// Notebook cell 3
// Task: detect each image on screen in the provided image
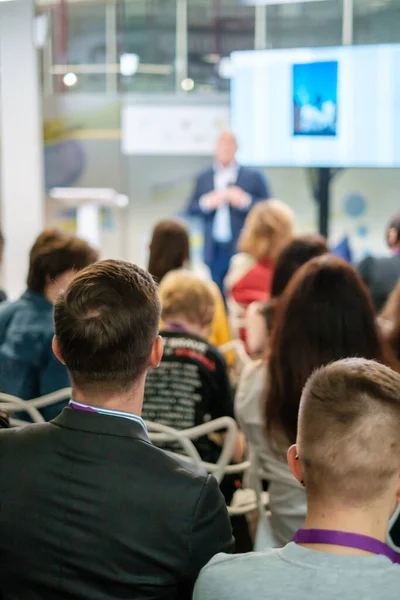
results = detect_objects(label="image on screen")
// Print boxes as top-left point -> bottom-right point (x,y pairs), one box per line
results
293,61 -> 338,137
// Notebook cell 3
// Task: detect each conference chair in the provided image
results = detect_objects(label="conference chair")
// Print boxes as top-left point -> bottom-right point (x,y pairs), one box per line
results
27,388 -> 72,412
146,417 -> 256,517
0,393 -> 45,425
0,388 -> 71,426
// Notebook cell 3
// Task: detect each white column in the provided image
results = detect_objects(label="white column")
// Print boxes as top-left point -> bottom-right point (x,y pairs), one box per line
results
254,5 -> 267,51
76,204 -> 101,249
0,0 -> 45,299
175,0 -> 188,92
342,0 -> 354,46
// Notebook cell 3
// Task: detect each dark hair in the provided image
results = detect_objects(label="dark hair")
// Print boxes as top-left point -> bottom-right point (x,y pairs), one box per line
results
27,229 -> 98,294
148,219 -> 190,283
54,260 -> 161,390
387,210 -> 400,246
265,255 -> 398,451
271,234 -> 328,298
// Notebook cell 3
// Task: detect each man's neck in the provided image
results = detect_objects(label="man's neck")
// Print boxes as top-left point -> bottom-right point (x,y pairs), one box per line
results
72,382 -> 145,416
215,159 -> 236,171
302,501 -> 390,554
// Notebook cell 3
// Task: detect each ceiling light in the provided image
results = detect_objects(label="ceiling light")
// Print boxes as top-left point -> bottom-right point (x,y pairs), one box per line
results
181,78 -> 194,91
63,72 -> 78,87
120,53 -> 139,76
203,53 -> 221,65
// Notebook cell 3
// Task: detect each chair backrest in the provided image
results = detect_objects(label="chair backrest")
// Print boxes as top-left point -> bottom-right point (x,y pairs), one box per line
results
146,416 -> 239,484
0,388 -> 72,426
27,388 -> 72,410
146,421 -> 203,467
0,394 -> 45,424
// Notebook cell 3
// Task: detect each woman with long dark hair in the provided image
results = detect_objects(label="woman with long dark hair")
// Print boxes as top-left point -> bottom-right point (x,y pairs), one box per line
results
236,255 -> 398,547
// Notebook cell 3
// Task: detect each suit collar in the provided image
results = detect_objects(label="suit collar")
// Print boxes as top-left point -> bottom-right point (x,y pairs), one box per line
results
52,407 -> 151,443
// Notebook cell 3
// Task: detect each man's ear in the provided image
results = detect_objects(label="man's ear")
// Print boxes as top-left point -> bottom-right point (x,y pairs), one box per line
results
149,335 -> 163,369
52,336 -> 65,365
287,444 -> 303,485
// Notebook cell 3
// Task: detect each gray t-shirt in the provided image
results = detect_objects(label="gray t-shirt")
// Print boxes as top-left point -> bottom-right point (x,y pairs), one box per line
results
193,543 -> 400,600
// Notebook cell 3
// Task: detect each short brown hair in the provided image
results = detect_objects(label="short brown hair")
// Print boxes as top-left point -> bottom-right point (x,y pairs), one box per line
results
54,260 -> 161,390
28,228 -> 98,294
238,200 -> 294,262
148,219 -> 190,283
159,270 -> 215,327
298,358 -> 400,504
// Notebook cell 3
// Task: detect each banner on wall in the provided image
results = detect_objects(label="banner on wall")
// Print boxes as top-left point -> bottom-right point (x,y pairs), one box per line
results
121,105 -> 230,155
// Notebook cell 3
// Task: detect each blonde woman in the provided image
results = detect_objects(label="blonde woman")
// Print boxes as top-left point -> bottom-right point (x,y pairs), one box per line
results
224,199 -> 294,340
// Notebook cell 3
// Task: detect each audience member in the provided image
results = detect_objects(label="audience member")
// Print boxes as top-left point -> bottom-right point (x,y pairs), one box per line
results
235,256 -> 397,546
246,233 -> 328,355
225,199 -> 294,341
0,260 -> 233,600
148,218 -> 233,362
0,230 -> 7,303
148,218 -> 190,281
358,209 -> 400,311
143,270 -> 243,468
195,358 -> 400,600
0,229 -> 98,419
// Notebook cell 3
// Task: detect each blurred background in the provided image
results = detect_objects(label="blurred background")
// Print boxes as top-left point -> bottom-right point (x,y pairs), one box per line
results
1,0 -> 400,295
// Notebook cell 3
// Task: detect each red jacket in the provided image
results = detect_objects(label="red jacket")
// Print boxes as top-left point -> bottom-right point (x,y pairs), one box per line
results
231,259 -> 274,308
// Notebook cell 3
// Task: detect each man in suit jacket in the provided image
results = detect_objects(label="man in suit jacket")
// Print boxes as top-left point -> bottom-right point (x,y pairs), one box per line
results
187,130 -> 271,292
0,260 -> 234,600
358,209 -> 400,311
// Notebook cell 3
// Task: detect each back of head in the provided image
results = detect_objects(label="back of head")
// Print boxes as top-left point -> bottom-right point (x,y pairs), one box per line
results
266,255 -> 392,450
54,260 -> 161,392
387,210 -> 400,249
298,358 -> 400,505
28,228 -> 99,294
271,233 -> 328,298
148,219 -> 190,283
238,199 -> 294,262
159,270 -> 215,328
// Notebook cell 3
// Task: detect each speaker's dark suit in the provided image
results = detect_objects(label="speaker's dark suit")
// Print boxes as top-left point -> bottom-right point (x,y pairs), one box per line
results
187,166 -> 270,291
0,408 -> 233,600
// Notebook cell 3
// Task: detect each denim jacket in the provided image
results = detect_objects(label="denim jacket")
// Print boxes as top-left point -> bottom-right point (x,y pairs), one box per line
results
0,289 -> 70,420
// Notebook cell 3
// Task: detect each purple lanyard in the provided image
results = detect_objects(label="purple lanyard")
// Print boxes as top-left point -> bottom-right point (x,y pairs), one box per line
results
69,401 -> 96,412
163,322 -> 189,333
394,249 -> 400,256
292,529 -> 400,564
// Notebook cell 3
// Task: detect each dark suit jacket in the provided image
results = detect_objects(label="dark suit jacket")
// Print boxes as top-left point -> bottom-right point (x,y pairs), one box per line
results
358,254 -> 400,311
187,166 -> 270,265
0,408 -> 234,600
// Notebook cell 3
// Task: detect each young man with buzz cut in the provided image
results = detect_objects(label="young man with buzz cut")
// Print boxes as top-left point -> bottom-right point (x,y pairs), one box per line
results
0,260 -> 234,600
194,358 -> 400,600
